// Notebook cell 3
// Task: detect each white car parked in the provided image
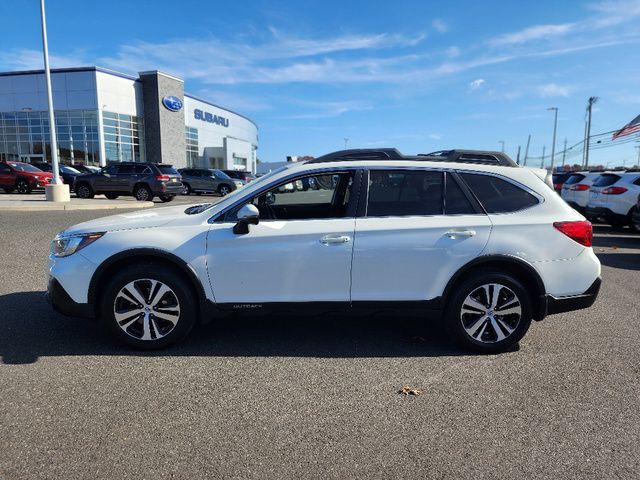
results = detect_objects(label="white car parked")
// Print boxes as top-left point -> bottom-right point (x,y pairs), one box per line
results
585,170 -> 640,230
47,149 -> 601,353
561,171 -> 605,213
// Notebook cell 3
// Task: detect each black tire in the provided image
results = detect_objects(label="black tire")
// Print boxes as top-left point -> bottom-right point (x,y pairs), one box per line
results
444,270 -> 532,354
608,219 -> 626,230
16,179 -> 32,194
105,193 -> 119,200
182,183 -> 191,195
75,182 -> 95,199
159,195 -> 174,203
134,184 -> 153,201
218,184 -> 232,196
628,207 -> 639,232
100,263 -> 197,349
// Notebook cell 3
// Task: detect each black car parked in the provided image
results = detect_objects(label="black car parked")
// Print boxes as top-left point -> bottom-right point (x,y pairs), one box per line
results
73,162 -> 183,202
31,161 -> 83,185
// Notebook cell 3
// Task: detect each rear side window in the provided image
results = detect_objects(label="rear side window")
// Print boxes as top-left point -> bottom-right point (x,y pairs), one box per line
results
592,174 -> 620,187
445,174 -> 476,215
367,170 -> 443,217
460,173 -> 538,213
633,176 -> 640,186
134,165 -> 152,174
118,164 -> 134,174
158,165 -> 179,175
564,174 -> 585,185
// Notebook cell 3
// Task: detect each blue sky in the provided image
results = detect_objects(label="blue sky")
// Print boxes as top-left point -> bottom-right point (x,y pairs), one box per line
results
2,0 -> 640,166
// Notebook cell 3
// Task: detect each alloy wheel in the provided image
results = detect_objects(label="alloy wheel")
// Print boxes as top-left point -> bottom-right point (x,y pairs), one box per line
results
16,180 -> 29,194
135,187 -> 150,201
113,279 -> 181,341
219,186 -> 230,196
460,283 -> 522,344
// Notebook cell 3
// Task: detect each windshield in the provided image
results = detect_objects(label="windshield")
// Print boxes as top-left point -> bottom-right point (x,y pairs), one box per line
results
9,163 -> 42,173
60,165 -> 81,174
185,164 -> 296,214
211,169 -> 231,179
158,165 -> 179,175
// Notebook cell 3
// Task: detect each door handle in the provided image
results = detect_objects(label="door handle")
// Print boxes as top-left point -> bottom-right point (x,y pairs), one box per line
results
320,235 -> 351,245
445,229 -> 476,239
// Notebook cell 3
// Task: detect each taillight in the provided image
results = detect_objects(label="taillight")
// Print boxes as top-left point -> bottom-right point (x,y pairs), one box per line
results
570,184 -> 590,191
155,175 -> 170,181
553,221 -> 592,247
601,186 -> 627,195
554,183 -> 562,190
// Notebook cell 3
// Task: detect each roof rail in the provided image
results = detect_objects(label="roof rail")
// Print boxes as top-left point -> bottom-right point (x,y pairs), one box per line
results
307,148 -> 517,167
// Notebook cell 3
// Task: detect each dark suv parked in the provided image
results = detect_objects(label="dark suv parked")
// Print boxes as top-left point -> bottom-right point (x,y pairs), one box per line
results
178,168 -> 239,196
73,162 -> 182,202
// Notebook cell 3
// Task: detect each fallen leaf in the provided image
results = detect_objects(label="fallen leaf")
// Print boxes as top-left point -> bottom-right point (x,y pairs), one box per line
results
398,385 -> 422,396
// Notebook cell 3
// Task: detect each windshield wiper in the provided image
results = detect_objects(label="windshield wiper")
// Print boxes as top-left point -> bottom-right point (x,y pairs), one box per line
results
184,203 -> 213,215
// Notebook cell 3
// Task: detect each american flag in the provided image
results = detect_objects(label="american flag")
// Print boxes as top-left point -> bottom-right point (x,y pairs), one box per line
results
612,113 -> 640,140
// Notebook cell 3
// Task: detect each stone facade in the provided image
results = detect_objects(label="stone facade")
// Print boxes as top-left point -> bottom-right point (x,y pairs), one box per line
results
139,71 -> 186,166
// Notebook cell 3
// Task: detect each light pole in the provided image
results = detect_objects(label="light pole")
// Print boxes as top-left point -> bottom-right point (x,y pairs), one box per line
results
547,107 -> 558,171
561,138 -> 567,168
540,145 -> 546,169
635,144 -> 640,165
523,134 -> 531,166
584,96 -> 598,168
343,138 -> 349,149
498,140 -> 505,152
40,0 -> 69,201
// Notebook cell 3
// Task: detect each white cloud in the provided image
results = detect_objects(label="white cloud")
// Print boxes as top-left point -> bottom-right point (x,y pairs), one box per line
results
469,78 -> 486,90
445,46 -> 461,58
431,19 -> 449,33
537,83 -> 572,97
490,23 -> 576,46
0,49 -> 87,71
428,133 -> 442,140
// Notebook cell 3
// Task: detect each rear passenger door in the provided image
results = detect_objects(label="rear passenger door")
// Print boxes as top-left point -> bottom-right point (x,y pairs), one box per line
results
350,169 -> 492,302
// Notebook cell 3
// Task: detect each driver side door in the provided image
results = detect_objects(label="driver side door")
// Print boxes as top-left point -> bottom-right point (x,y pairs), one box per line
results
205,170 -> 360,304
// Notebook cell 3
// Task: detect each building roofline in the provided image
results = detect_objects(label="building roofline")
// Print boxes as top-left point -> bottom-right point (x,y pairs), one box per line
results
184,93 -> 259,130
0,66 -> 258,129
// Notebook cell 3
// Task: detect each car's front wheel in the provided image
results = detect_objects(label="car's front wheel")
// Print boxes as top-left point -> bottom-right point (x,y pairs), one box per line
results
101,264 -> 196,349
16,179 -> 32,194
218,184 -> 231,196
75,182 -> 94,199
182,183 -> 191,195
159,195 -> 174,203
445,270 -> 532,353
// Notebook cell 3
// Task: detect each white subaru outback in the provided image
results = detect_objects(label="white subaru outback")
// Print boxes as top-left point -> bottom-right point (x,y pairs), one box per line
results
47,149 -> 601,353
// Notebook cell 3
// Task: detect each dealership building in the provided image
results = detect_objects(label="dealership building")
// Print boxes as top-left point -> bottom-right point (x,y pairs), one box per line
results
0,66 -> 258,172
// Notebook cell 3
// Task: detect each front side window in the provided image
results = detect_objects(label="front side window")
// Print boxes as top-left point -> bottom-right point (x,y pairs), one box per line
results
0,164 -> 11,173
366,170 -> 443,217
460,173 -> 538,213
227,171 -> 355,221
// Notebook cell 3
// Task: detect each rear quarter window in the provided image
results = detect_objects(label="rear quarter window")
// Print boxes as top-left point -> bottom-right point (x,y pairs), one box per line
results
460,173 -> 539,213
158,166 -> 179,175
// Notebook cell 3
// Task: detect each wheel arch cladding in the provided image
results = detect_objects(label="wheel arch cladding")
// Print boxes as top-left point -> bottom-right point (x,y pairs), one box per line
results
88,249 -> 207,319
442,255 -> 547,320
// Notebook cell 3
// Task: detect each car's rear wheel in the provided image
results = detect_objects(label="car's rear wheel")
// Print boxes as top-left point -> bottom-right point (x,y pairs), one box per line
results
159,195 -> 174,203
628,207 -> 639,232
101,264 -> 196,349
16,179 -> 32,194
218,184 -> 231,196
105,193 -> 119,200
75,182 -> 94,199
182,183 -> 191,195
134,185 -> 153,201
445,270 -> 532,353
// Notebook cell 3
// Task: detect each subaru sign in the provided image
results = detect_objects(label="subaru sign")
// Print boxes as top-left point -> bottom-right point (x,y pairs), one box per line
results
162,96 -> 183,112
194,108 -> 229,127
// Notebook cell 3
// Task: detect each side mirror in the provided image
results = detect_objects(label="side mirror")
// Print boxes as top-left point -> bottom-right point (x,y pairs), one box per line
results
233,204 -> 260,235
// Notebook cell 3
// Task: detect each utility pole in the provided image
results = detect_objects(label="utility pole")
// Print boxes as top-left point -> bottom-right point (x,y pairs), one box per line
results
561,138 -> 567,167
516,145 -> 521,165
548,107 -> 558,170
540,145 -> 546,169
523,134 -> 531,166
40,0 -> 69,202
343,138 -> 349,149
635,145 -> 640,165
498,140 -> 505,152
584,96 -> 598,168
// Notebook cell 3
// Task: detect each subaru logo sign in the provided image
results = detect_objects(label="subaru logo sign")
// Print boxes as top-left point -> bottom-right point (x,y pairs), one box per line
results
162,96 -> 183,112
194,108 -> 229,127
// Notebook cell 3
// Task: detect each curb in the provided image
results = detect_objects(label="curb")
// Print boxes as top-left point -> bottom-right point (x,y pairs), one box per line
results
0,201 -> 154,212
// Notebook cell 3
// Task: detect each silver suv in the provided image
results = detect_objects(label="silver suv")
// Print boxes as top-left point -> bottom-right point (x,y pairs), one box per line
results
179,168 -> 244,196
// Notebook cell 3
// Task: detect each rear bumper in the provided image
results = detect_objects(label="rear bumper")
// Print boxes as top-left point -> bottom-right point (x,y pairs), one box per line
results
156,182 -> 184,195
46,276 -> 94,318
585,206 -> 626,222
545,277 -> 601,316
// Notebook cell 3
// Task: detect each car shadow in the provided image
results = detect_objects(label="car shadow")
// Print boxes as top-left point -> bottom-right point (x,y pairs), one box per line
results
596,253 -> 640,271
0,291 -> 474,365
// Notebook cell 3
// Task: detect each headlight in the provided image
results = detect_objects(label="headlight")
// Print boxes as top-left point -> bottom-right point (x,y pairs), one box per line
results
51,232 -> 104,257
234,180 -> 244,187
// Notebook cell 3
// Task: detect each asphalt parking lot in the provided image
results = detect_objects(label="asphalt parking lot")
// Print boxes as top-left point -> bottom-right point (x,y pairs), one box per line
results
0,207 -> 638,479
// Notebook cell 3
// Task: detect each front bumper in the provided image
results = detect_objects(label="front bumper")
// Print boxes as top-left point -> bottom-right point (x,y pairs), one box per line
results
46,276 -> 94,318
545,277 -> 601,316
